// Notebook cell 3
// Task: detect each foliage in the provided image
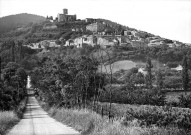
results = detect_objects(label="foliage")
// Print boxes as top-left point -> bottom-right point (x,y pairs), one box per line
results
0,111 -> 19,135
42,104 -> 186,135
166,61 -> 179,68
100,86 -> 165,106
30,54 -> 105,107
0,62 -> 27,110
178,94 -> 191,108
0,13 -> 45,34
145,57 -> 153,88
182,56 -> 189,91
125,104 -> 191,132
156,69 -> 163,90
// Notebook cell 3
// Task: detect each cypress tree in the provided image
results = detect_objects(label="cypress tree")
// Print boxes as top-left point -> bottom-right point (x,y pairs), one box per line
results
156,69 -> 163,90
146,57 -> 153,89
182,56 -> 189,93
0,56 -> 1,80
11,41 -> 15,62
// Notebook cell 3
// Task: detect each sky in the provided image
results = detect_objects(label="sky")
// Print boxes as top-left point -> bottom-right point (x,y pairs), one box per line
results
0,0 -> 191,44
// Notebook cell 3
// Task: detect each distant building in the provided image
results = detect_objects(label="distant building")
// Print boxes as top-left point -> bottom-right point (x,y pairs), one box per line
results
124,30 -> 131,36
85,18 -> 97,23
86,22 -> 105,33
65,35 -> 121,48
57,9 -> 76,22
138,67 -> 147,76
23,40 -> 60,49
46,16 -> 54,22
171,65 -> 183,71
65,35 -> 97,47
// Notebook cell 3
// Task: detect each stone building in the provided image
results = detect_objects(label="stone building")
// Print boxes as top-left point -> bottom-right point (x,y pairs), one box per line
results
65,35 -> 97,47
65,35 -> 121,48
57,9 -> 76,22
86,22 -> 105,33
85,18 -> 97,23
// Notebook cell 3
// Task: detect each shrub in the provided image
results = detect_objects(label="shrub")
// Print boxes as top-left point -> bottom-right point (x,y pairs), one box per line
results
125,104 -> 191,131
166,62 -> 179,68
14,97 -> 27,119
100,86 -> 165,106
178,94 -> 191,108
45,106 -> 186,135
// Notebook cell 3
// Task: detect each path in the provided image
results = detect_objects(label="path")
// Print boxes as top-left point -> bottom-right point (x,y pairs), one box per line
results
7,90 -> 80,135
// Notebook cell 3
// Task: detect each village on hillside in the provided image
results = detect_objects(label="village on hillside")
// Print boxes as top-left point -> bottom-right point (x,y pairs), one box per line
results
24,8 -> 187,51
1,1 -> 191,134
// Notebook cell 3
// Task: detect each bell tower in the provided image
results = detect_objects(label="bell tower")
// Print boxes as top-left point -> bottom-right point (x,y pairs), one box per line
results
63,9 -> 68,15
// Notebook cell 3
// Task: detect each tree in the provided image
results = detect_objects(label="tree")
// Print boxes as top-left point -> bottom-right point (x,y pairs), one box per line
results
0,62 -> 27,110
156,69 -> 163,90
11,41 -> 16,62
145,57 -> 153,89
182,56 -> 189,92
0,56 -> 1,80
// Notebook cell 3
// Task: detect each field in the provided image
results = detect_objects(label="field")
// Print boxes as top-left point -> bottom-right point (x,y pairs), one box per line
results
99,60 -> 136,73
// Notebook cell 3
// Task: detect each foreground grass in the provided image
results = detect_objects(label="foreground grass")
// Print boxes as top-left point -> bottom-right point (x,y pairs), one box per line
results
44,106 -> 184,135
0,98 -> 27,135
0,111 -> 19,135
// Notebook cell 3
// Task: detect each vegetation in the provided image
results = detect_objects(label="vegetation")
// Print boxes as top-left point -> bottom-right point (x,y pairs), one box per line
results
182,56 -> 189,92
0,111 -> 19,135
0,39 -> 28,134
0,97 -> 27,135
126,104 -> 191,131
43,105 -> 184,135
0,13 -> 45,35
0,62 -> 27,110
1,14 -> 191,134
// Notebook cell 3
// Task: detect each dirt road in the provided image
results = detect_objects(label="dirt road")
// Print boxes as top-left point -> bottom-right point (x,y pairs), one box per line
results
7,94 -> 80,135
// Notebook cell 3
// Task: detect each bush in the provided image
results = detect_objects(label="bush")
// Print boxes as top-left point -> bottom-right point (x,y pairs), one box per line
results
166,62 -> 179,68
46,107 -> 184,135
14,97 -> 27,119
125,104 -> 191,131
178,94 -> 191,108
100,86 -> 165,106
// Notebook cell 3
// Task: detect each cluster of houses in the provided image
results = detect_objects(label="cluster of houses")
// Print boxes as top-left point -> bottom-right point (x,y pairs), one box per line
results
44,8 -> 186,49
24,40 -> 60,49
64,35 -> 122,48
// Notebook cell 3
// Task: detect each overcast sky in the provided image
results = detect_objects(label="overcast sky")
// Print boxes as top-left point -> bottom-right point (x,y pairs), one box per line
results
0,0 -> 191,43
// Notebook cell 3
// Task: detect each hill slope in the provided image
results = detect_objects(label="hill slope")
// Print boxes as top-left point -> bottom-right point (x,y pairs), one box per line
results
0,13 -> 45,34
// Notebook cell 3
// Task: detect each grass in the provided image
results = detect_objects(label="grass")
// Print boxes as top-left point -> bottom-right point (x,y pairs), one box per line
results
0,111 -> 19,135
99,60 -> 136,73
0,97 -> 27,135
44,106 -> 185,135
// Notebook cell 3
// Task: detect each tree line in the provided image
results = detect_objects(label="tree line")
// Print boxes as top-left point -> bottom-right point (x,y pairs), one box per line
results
0,40 -> 29,110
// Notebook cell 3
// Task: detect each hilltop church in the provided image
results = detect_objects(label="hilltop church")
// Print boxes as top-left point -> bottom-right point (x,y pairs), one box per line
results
57,9 -> 76,22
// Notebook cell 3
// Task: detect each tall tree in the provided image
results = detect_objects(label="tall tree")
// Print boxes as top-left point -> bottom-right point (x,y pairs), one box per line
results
11,41 -> 15,62
156,69 -> 163,90
182,56 -> 189,92
0,56 -> 1,80
145,57 -> 153,89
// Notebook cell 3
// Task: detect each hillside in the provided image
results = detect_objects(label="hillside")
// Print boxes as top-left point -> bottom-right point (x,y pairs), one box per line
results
0,13 -> 45,34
